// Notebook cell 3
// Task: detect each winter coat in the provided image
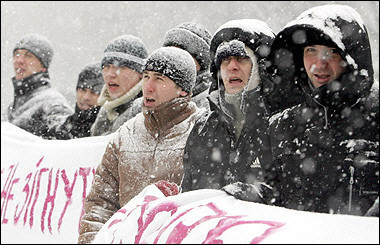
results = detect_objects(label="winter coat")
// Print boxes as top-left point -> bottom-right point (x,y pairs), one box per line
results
78,96 -> 204,244
266,5 -> 379,216
4,72 -> 74,139
52,105 -> 100,139
90,82 -> 142,136
182,20 -> 275,192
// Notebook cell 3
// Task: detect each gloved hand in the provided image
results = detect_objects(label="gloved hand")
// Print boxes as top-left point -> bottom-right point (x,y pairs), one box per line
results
222,181 -> 273,204
155,180 -> 180,197
365,197 -> 379,217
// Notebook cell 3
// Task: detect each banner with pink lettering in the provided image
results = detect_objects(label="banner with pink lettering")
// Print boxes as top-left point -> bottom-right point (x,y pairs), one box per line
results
1,122 -> 113,243
2,121 -> 379,243
94,184 -> 379,244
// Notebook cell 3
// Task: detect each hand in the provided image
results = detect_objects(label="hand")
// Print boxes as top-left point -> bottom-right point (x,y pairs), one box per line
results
154,180 -> 180,197
222,181 -> 272,203
365,197 -> 379,217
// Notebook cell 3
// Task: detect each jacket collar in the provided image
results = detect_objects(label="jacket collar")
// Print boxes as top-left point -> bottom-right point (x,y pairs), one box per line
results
142,95 -> 196,137
97,80 -> 143,121
12,72 -> 51,97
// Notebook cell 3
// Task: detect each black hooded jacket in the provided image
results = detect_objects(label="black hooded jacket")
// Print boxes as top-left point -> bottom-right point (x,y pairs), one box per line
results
266,5 -> 379,216
182,19 -> 275,192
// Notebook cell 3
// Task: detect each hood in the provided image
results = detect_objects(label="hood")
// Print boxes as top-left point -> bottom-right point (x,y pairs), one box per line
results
208,19 -> 275,116
266,4 -> 374,113
209,19 -> 275,93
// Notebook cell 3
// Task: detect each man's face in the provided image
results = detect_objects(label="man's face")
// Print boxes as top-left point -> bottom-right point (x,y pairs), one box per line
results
303,45 -> 347,88
13,49 -> 46,80
142,71 -> 187,109
220,56 -> 252,94
76,87 -> 100,110
102,64 -> 142,100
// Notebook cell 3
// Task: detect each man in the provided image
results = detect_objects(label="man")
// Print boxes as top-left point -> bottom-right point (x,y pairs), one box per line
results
181,19 -> 276,202
162,22 -> 213,110
53,62 -> 103,139
78,47 -> 205,243
266,5 -> 379,216
4,33 -> 74,139
125,22 -> 213,115
90,34 -> 148,136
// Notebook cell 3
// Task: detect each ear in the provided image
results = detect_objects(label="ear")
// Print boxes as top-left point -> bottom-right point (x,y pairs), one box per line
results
179,90 -> 188,97
41,67 -> 47,73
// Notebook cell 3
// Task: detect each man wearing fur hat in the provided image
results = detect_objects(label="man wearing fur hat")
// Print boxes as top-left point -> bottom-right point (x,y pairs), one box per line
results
52,62 -> 104,139
163,22 -> 213,110
3,33 -> 74,139
78,47 -> 205,243
182,19 -> 276,203
90,34 -> 148,136
265,5 -> 379,216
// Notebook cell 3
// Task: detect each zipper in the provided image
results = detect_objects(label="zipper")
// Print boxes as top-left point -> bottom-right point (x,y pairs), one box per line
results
348,166 -> 355,212
313,99 -> 329,129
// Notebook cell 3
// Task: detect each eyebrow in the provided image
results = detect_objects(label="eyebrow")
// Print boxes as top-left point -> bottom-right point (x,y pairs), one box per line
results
144,71 -> 165,77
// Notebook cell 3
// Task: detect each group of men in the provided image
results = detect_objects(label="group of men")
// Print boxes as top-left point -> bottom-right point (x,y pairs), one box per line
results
2,4 -> 378,244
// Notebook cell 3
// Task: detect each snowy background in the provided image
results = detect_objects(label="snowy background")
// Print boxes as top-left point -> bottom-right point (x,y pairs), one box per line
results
1,1 -> 379,114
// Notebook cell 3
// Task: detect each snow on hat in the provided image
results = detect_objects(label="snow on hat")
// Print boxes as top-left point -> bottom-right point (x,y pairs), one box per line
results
144,47 -> 196,93
101,34 -> 148,73
214,39 -> 249,71
76,62 -> 104,94
210,19 -> 275,80
163,22 -> 212,71
13,33 -> 54,69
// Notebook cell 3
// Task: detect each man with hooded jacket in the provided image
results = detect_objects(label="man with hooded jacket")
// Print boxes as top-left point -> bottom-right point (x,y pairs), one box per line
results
265,5 -> 379,216
181,19 -> 276,202
78,47 -> 205,243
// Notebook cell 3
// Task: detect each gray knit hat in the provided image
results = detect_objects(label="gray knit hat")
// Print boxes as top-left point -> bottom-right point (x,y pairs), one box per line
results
13,33 -> 54,69
163,22 -> 212,71
101,34 -> 148,73
76,62 -> 104,94
144,47 -> 196,93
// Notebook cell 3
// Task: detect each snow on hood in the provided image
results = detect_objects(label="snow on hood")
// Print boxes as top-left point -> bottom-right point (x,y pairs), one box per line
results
284,4 -> 366,52
215,19 -> 275,40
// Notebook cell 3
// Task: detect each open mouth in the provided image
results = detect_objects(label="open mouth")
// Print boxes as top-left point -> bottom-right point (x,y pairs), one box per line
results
229,78 -> 242,84
315,74 -> 330,79
16,68 -> 26,73
107,83 -> 119,91
108,83 -> 119,88
144,97 -> 156,107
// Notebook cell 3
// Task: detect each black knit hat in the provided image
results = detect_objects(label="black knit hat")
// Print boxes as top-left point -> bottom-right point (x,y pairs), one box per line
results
13,33 -> 54,69
144,47 -> 196,93
163,22 -> 212,72
101,34 -> 148,73
76,62 -> 104,94
209,19 -> 275,82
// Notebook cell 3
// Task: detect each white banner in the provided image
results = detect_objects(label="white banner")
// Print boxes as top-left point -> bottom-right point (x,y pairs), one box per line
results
1,121 -> 379,244
1,122 -> 112,243
93,184 -> 379,244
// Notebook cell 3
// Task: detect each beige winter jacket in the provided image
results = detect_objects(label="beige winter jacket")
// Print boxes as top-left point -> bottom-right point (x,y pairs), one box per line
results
78,96 -> 204,243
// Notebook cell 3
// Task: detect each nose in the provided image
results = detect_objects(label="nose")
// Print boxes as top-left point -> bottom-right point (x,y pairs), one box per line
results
82,90 -> 92,101
106,65 -> 118,77
314,52 -> 329,69
14,54 -> 25,64
227,58 -> 240,71
143,77 -> 154,93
